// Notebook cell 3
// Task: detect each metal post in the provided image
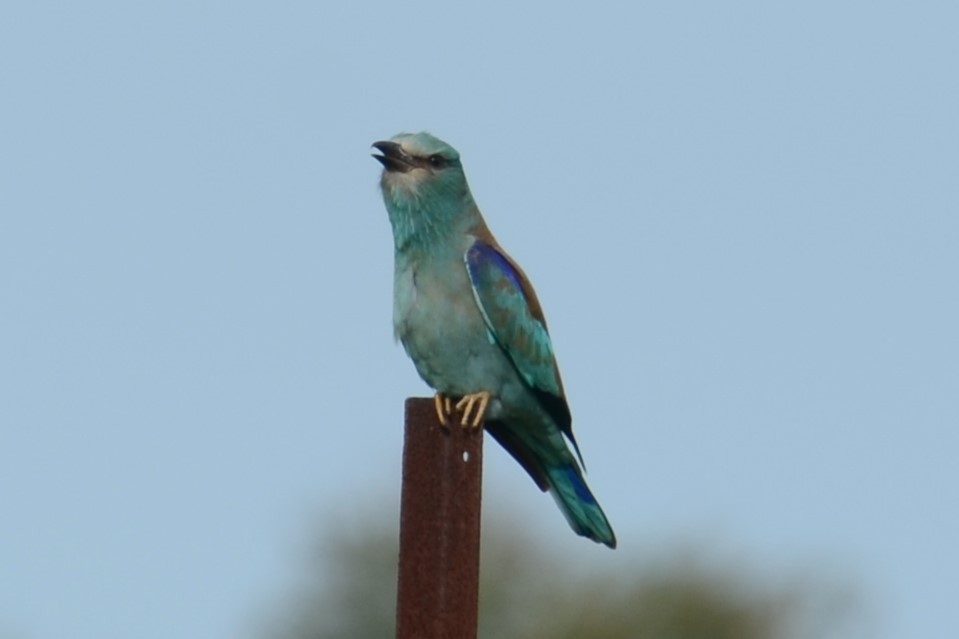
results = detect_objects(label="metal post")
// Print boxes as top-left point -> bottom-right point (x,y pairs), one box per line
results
395,397 -> 483,639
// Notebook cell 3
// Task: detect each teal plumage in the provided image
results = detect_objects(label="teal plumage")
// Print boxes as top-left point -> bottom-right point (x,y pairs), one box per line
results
373,132 -> 616,548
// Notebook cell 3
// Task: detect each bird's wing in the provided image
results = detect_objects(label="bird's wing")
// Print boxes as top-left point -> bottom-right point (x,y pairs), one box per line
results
464,240 -> 581,455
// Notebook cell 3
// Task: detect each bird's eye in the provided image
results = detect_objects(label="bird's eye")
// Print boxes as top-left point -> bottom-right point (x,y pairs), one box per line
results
427,154 -> 445,168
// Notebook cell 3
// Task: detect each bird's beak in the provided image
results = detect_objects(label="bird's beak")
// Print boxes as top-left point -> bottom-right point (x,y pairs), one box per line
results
372,141 -> 415,173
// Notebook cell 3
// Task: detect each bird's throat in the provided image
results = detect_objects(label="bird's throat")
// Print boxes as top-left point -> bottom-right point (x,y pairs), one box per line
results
383,186 -> 478,254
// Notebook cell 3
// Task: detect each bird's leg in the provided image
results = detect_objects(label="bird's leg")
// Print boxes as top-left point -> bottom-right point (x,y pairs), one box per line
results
433,393 -> 454,428
455,391 -> 491,429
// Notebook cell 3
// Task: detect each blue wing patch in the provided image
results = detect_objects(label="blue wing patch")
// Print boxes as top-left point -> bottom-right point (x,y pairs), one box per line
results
465,239 -> 584,469
465,241 -> 562,396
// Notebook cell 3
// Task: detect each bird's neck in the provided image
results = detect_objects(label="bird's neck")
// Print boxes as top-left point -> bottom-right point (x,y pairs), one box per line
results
384,190 -> 481,256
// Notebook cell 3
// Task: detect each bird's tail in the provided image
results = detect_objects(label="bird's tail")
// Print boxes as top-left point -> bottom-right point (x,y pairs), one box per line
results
545,464 -> 617,548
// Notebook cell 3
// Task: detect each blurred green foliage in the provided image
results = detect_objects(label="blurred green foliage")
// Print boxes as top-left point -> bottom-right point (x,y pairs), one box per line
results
260,510 -> 859,639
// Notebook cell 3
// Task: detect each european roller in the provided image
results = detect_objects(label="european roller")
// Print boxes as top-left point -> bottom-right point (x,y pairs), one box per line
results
372,132 -> 616,548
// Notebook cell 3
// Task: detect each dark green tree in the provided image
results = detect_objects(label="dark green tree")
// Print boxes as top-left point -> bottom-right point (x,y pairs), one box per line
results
260,510 -> 860,639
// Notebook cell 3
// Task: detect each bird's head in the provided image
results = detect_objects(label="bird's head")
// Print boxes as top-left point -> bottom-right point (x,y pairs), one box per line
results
373,132 -> 479,249
372,132 -> 472,209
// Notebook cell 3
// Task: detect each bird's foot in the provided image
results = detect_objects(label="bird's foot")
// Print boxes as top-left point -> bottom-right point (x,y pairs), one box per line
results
455,391 -> 491,429
433,391 -> 491,429
433,393 -> 454,428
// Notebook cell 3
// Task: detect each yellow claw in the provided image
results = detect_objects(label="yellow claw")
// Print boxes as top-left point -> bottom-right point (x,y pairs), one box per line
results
455,391 -> 491,429
433,393 -> 453,428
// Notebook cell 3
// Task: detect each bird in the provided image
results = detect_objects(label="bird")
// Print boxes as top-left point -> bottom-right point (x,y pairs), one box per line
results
372,132 -> 616,548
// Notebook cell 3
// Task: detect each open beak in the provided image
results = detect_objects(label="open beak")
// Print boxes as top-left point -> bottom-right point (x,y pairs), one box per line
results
372,141 -> 415,173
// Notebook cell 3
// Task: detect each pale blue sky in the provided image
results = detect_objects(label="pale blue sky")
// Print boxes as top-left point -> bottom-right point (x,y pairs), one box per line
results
2,2 -> 957,638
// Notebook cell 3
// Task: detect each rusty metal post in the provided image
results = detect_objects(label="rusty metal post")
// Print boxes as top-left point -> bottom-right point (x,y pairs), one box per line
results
395,397 -> 483,639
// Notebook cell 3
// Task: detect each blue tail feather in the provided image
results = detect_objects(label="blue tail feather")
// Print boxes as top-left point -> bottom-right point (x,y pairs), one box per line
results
546,465 -> 616,548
